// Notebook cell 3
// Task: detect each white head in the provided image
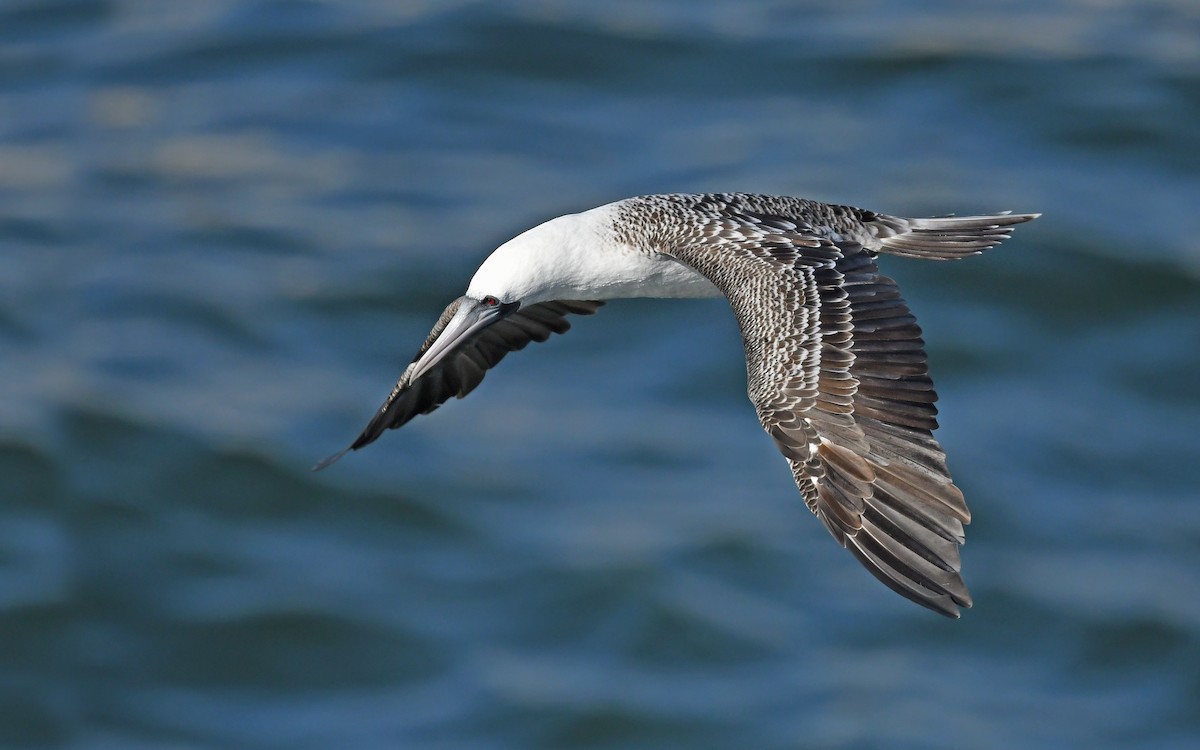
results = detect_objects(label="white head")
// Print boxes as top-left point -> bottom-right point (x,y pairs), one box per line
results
465,208 -> 617,306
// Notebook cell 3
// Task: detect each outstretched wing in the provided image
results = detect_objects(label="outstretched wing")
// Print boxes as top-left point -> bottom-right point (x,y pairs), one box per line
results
315,298 -> 603,470
666,207 -> 972,617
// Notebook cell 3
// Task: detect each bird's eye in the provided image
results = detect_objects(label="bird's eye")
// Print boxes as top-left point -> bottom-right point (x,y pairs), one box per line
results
482,295 -> 500,307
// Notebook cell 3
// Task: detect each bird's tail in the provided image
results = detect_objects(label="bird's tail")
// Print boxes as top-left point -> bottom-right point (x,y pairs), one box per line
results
869,211 -> 1040,260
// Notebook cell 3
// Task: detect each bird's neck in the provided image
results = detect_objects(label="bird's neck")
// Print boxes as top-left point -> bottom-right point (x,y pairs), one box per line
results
473,203 -> 722,303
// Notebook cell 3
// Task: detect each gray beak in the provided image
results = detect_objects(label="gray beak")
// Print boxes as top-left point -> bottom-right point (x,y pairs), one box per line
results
405,297 -> 518,383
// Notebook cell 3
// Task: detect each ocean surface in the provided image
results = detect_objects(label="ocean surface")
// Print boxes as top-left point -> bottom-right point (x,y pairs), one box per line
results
2,1 -> 1199,748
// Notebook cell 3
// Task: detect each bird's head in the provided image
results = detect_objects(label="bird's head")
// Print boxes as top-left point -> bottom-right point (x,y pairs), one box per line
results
466,209 -> 615,306
404,209 -> 606,383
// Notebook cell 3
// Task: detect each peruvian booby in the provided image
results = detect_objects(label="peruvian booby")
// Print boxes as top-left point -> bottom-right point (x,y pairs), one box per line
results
317,193 -> 1039,617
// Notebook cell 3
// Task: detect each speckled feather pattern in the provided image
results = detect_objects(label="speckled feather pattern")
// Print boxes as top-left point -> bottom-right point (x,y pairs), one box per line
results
323,192 -> 1038,617
608,193 -> 1036,616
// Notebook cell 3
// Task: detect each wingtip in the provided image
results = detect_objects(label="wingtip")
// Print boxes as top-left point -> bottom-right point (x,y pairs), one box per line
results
312,447 -> 351,472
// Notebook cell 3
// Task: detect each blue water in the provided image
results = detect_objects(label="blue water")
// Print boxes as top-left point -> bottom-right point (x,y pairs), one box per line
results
3,1 -> 1199,748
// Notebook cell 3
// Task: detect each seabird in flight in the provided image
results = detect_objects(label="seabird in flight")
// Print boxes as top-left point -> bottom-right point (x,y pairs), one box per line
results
317,193 -> 1039,617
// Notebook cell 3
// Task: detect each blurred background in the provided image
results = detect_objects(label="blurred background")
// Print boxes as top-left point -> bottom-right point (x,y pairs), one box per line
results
2,0 -> 1198,748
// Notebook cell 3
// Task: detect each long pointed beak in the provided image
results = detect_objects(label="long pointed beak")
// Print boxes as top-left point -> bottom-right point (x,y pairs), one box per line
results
405,298 -> 518,384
